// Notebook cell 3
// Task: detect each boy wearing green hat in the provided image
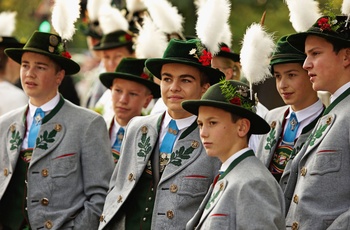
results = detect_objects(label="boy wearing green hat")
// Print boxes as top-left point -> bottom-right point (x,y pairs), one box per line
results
99,58 -> 160,164
284,15 -> 350,229
0,31 -> 114,229
255,35 -> 324,188
182,79 -> 285,229
98,39 -> 223,230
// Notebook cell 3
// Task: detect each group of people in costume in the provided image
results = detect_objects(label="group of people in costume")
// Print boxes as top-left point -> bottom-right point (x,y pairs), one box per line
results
0,0 -> 350,229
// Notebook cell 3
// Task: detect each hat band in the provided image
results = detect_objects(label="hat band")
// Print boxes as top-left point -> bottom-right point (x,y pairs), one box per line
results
271,53 -> 306,61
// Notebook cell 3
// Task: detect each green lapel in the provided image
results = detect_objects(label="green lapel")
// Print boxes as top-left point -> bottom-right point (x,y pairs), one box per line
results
219,150 -> 255,180
323,87 -> 350,116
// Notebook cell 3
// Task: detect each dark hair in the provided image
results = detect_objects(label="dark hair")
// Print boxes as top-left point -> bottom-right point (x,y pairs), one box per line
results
199,70 -> 210,86
324,37 -> 350,54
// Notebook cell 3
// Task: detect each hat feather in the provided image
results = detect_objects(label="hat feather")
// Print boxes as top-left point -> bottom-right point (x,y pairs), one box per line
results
285,0 -> 321,32
143,0 -> 183,35
219,23 -> 232,48
135,16 -> 168,58
342,0 -> 350,15
195,0 -> 231,54
51,0 -> 81,40
240,23 -> 274,88
98,4 -> 129,34
87,0 -> 110,21
0,11 -> 16,37
126,0 -> 147,14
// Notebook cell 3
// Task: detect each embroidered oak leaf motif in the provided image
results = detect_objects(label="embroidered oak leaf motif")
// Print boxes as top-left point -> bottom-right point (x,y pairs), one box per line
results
264,128 -> 277,150
10,130 -> 23,150
169,146 -> 195,166
309,123 -> 328,147
206,189 -> 220,209
36,129 -> 58,150
137,133 -> 152,161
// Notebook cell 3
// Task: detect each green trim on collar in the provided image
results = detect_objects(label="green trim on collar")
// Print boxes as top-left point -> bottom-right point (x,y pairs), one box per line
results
179,120 -> 198,140
42,95 -> 65,124
323,87 -> 350,116
301,106 -> 325,134
219,150 -> 255,180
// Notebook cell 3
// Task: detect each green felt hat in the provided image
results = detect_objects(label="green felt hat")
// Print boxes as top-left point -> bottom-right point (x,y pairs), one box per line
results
287,15 -> 350,52
270,35 -> 306,67
0,36 -> 24,48
5,31 -> 80,75
99,58 -> 160,98
145,39 -> 224,85
93,30 -> 133,51
182,80 -> 270,134
215,43 -> 240,62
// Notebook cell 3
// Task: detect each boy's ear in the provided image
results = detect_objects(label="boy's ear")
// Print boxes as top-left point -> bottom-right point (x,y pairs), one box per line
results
237,118 -> 250,137
343,48 -> 350,67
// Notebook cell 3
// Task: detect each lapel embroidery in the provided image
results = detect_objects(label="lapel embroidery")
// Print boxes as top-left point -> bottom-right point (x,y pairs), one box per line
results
168,141 -> 199,166
36,129 -> 58,150
205,182 -> 224,209
309,123 -> 328,147
264,127 -> 277,150
10,130 -> 23,150
137,126 -> 152,161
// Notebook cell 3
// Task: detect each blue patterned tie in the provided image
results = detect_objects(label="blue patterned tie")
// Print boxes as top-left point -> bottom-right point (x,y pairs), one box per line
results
283,112 -> 300,144
112,127 -> 125,152
160,119 -> 179,154
28,108 -> 45,148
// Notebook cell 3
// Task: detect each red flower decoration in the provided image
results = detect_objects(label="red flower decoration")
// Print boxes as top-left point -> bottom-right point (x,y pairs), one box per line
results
199,50 -> 212,66
229,97 -> 241,106
140,72 -> 149,80
317,17 -> 331,31
125,33 -> 132,41
220,46 -> 231,53
61,51 -> 72,59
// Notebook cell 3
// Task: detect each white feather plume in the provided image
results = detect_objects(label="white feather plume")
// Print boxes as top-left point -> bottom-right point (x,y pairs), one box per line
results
240,23 -> 274,88
219,23 -> 232,48
143,0 -> 183,35
98,4 -> 129,34
135,16 -> 168,58
51,0 -> 81,40
0,11 -> 16,37
87,0 -> 110,21
196,0 -> 231,54
342,0 -> 350,15
126,0 -> 147,14
285,0 -> 321,32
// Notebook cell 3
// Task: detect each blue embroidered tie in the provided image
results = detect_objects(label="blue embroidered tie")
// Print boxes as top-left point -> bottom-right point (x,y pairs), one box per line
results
28,108 -> 45,148
283,112 -> 300,144
160,119 -> 179,154
112,127 -> 125,152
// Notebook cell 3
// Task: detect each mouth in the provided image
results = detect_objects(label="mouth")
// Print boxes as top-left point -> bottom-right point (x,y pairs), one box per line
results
308,73 -> 316,82
25,81 -> 37,87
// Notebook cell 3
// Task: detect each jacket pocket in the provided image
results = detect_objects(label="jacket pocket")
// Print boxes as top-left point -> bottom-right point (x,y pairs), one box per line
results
178,175 -> 210,197
51,153 -> 78,178
309,149 -> 341,175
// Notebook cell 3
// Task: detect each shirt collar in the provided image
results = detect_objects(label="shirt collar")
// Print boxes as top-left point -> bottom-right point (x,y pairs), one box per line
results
220,147 -> 250,172
287,99 -> 323,123
163,111 -> 197,131
29,93 -> 60,117
330,81 -> 350,104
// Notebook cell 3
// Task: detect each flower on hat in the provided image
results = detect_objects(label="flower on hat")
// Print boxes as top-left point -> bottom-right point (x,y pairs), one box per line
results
220,46 -> 231,53
316,16 -> 342,32
119,33 -> 133,43
140,72 -> 150,80
219,79 -> 254,111
188,42 -> 213,66
61,51 -> 72,59
56,43 -> 72,59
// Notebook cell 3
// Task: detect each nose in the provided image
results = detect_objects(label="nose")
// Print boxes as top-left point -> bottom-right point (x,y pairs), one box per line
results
119,92 -> 129,104
169,79 -> 181,92
303,56 -> 312,71
278,76 -> 288,90
200,124 -> 208,139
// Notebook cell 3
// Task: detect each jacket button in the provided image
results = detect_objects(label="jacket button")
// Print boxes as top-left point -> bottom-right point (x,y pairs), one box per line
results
117,195 -> 123,203
292,221 -> 299,230
45,220 -> 53,229
142,217 -> 147,222
41,169 -> 49,177
170,184 -> 178,193
166,210 -> 174,219
300,167 -> 307,176
128,173 -> 135,181
4,168 -> 9,176
99,214 -> 104,222
293,194 -> 299,204
41,198 -> 49,206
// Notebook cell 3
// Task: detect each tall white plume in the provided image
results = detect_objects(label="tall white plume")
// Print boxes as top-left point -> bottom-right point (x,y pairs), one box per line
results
135,16 -> 168,58
126,0 -> 147,14
342,0 -> 350,15
0,11 -> 16,37
51,0 -> 81,40
219,23 -> 232,48
240,23 -> 274,93
143,0 -> 183,35
87,0 -> 110,21
98,4 -> 129,34
285,0 -> 321,32
196,0 -> 231,54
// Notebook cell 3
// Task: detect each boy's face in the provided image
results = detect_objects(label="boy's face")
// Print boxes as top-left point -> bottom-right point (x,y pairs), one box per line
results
303,35 -> 347,94
274,62 -> 318,111
20,52 -> 64,106
197,106 -> 244,163
111,78 -> 153,126
160,63 -> 210,119
102,46 -> 134,72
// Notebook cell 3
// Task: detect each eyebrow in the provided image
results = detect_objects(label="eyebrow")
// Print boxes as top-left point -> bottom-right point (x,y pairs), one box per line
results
21,60 -> 49,67
161,72 -> 197,80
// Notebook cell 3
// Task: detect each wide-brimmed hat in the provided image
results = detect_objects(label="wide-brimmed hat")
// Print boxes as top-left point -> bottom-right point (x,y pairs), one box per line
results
93,30 -> 133,51
270,35 -> 306,68
5,31 -> 80,75
182,80 -> 270,134
0,36 -> 24,48
145,39 -> 224,85
287,15 -> 350,52
99,58 -> 160,98
215,43 -> 240,62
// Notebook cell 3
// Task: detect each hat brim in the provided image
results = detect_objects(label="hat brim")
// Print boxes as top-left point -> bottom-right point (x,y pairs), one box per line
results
182,99 -> 270,134
5,48 -> 80,75
145,58 -> 223,86
216,51 -> 240,62
93,41 -> 133,51
99,72 -> 161,98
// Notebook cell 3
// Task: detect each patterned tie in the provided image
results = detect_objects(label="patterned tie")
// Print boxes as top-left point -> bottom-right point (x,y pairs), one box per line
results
283,112 -> 300,144
28,108 -> 45,148
112,127 -> 125,152
159,119 -> 179,168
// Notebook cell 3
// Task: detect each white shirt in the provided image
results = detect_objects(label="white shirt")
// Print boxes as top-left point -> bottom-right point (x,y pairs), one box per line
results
220,147 -> 251,172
